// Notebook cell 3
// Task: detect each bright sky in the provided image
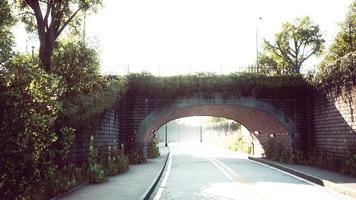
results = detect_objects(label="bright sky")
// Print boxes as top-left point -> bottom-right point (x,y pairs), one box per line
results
14,0 -> 351,75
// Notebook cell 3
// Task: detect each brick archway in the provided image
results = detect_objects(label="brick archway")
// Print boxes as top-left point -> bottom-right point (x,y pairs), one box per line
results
138,97 -> 297,157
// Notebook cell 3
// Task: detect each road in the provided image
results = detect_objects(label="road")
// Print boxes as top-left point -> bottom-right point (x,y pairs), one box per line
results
150,142 -> 353,200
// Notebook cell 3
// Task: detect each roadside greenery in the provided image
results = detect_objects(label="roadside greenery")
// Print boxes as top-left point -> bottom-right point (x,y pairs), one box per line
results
147,139 -> 160,159
227,132 -> 252,154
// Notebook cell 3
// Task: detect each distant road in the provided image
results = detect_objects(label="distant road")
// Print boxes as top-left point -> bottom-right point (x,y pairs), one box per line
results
151,142 -> 352,200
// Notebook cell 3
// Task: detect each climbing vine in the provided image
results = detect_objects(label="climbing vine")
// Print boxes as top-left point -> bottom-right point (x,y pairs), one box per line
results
314,52 -> 356,96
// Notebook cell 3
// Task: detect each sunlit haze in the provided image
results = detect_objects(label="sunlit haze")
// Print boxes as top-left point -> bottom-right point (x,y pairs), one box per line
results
14,0 -> 351,75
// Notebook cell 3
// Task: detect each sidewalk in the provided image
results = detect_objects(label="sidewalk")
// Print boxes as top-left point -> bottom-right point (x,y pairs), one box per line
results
55,143 -> 169,200
249,157 -> 356,199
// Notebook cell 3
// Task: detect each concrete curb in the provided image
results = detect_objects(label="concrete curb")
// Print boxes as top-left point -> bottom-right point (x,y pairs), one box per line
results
49,183 -> 87,200
138,151 -> 171,200
248,156 -> 356,199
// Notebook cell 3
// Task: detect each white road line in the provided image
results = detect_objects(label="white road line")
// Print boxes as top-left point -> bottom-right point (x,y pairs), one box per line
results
153,153 -> 173,200
207,157 -> 235,181
207,157 -> 262,200
212,158 -> 243,180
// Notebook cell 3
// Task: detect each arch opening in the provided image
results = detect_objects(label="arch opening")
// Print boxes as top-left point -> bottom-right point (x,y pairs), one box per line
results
138,97 -> 297,159
155,116 -> 264,156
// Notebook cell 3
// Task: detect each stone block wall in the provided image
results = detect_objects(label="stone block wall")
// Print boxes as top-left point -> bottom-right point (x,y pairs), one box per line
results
312,87 -> 356,160
118,86 -> 312,154
70,108 -> 120,163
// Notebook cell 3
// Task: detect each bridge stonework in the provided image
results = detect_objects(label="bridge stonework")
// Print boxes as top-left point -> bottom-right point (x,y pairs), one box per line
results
69,84 -> 356,163
70,109 -> 120,164
312,87 -> 356,160
118,86 -> 312,157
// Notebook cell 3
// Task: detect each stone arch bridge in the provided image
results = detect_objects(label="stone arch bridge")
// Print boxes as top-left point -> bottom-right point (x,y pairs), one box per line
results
117,82 -> 312,158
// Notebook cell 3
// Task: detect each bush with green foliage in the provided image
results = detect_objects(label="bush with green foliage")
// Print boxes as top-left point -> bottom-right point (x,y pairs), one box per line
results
38,164 -> 84,199
128,148 -> 146,164
115,148 -> 129,174
0,55 -> 67,199
87,136 -> 107,183
228,133 -> 252,154
0,41 -> 127,198
101,144 -> 129,176
147,139 -> 160,159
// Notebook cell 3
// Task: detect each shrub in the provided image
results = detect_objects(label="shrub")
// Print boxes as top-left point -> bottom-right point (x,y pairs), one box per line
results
105,146 -> 119,176
264,139 -> 290,162
147,139 -> 160,159
344,155 -> 356,176
116,148 -> 129,173
40,164 -> 84,198
128,148 -> 146,164
228,132 -> 252,154
87,136 -> 108,183
105,145 -> 129,175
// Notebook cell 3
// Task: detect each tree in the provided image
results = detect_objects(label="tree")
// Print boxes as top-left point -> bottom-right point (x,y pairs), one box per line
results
321,0 -> 355,65
262,17 -> 324,74
52,39 -> 101,95
16,0 -> 102,73
0,0 -> 15,67
258,47 -> 288,75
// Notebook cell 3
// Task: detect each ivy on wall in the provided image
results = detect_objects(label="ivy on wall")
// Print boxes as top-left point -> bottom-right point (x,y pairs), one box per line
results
314,52 -> 356,96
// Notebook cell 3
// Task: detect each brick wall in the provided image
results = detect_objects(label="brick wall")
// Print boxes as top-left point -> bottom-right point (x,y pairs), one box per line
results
70,108 -> 120,163
312,87 -> 356,160
118,86 -> 312,154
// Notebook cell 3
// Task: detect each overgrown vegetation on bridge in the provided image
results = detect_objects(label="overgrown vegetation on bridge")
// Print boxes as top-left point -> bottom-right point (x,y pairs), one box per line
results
126,72 -> 309,98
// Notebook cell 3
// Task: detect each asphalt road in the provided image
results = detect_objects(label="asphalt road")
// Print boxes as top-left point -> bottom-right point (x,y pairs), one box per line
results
150,142 -> 353,200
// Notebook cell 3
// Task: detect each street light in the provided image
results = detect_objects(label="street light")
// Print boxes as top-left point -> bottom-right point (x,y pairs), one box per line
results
31,46 -> 35,65
200,117 -> 202,143
165,123 -> 168,147
256,17 -> 262,73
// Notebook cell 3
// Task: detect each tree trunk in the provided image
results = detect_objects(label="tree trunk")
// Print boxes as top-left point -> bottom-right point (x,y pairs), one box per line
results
39,29 -> 55,73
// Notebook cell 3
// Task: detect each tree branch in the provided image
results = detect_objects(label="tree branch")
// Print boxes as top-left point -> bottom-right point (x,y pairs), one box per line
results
55,6 -> 82,39
275,41 -> 294,65
15,11 -> 35,17
26,0 -> 45,41
24,0 -> 36,9
43,0 -> 52,30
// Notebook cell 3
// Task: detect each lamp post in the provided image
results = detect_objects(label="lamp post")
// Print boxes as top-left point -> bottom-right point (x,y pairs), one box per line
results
165,123 -> 168,147
31,46 -> 35,65
256,17 -> 262,73
200,117 -> 202,143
